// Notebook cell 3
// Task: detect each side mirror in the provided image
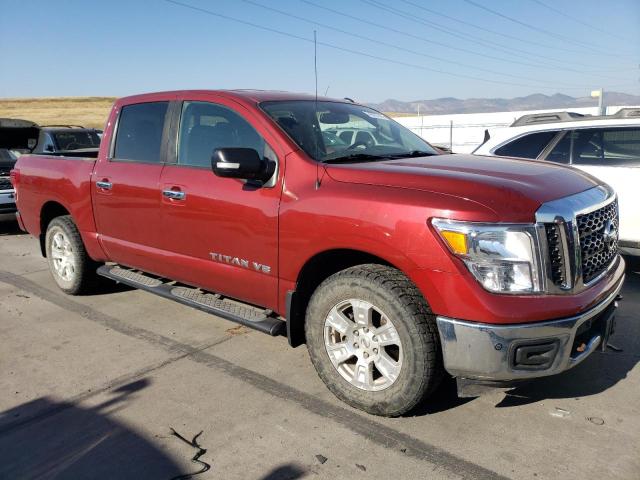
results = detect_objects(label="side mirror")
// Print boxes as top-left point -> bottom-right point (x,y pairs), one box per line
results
211,148 -> 274,183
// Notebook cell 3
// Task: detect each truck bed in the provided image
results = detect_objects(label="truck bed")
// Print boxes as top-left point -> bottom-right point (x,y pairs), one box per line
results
14,154 -> 97,238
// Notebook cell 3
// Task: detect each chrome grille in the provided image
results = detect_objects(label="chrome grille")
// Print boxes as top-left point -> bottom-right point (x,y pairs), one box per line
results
545,224 -> 565,286
0,177 -> 13,190
576,200 -> 619,283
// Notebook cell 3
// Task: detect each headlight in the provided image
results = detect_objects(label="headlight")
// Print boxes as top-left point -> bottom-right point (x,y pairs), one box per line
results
432,218 -> 542,294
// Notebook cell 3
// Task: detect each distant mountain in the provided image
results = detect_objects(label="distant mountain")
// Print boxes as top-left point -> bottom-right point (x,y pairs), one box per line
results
366,92 -> 640,115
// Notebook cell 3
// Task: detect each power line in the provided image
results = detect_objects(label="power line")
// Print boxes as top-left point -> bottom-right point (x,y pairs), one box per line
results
529,0 -> 636,43
364,0 -> 590,61
163,0 -> 637,92
365,0 -> 631,63
398,0 -> 636,69
301,0 -> 630,74
241,0 -> 625,84
461,0 -> 635,57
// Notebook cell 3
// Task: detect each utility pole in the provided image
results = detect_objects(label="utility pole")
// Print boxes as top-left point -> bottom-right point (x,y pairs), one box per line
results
591,88 -> 605,115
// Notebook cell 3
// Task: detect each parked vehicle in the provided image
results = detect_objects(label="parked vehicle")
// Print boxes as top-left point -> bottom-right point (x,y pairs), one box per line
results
325,127 -> 396,149
0,149 -> 18,214
0,118 -> 40,214
13,91 -> 625,416
31,125 -> 101,156
473,109 -> 640,255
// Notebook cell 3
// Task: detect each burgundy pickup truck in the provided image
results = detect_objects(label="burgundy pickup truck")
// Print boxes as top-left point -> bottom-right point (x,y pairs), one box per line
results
12,90 -> 625,416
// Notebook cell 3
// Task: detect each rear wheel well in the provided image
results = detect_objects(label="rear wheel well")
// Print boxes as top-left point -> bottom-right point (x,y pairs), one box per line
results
287,249 -> 394,347
39,202 -> 70,257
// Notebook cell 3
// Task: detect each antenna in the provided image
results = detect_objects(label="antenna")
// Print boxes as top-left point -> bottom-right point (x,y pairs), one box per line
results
314,30 -> 322,189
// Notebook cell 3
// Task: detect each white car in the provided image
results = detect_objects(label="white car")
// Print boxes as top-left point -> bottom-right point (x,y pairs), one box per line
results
473,109 -> 640,255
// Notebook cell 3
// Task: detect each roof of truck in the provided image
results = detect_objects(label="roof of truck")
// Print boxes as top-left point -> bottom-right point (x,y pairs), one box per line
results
117,89 -> 356,106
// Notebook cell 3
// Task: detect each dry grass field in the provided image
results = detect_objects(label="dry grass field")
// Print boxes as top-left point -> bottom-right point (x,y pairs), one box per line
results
0,96 -> 413,129
0,97 -> 116,129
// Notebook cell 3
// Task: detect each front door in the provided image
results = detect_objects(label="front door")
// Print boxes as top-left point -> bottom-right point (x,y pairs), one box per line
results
92,101 -> 170,272
158,98 -> 283,310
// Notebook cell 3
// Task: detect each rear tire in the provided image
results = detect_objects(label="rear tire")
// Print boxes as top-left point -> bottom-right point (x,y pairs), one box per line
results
305,264 -> 443,417
45,215 -> 99,295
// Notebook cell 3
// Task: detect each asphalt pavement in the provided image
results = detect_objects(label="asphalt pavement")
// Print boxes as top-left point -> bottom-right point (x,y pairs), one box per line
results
1,215 -> 638,479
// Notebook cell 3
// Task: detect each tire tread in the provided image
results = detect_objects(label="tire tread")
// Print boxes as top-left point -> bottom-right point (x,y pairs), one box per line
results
305,264 -> 443,416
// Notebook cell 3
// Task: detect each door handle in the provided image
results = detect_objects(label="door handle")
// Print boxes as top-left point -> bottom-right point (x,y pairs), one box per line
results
96,180 -> 112,190
162,189 -> 186,200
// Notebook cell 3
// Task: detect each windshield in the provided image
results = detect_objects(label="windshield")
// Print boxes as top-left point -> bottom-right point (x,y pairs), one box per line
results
261,101 -> 437,162
52,130 -> 101,151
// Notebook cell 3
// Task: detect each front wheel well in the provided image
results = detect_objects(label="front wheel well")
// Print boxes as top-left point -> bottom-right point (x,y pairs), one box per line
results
287,249 -> 394,347
39,201 -> 70,257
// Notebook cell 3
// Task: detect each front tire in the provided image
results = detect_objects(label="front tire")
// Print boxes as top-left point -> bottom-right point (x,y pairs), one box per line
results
305,264 -> 443,417
45,215 -> 98,295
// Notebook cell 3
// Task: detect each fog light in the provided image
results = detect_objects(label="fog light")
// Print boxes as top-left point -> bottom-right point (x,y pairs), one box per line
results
512,341 -> 559,371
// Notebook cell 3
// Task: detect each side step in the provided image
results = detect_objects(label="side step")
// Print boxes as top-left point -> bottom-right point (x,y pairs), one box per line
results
97,265 -> 285,336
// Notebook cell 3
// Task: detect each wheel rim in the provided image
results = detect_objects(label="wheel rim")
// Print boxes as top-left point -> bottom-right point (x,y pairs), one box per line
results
323,298 -> 403,392
50,229 -> 75,282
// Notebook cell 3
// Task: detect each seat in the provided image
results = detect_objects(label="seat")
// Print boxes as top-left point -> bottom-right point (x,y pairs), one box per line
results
338,131 -> 353,144
354,131 -> 375,147
184,125 -> 223,167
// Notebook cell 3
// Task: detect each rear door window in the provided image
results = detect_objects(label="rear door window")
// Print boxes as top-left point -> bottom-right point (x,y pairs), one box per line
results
494,131 -> 558,159
571,128 -> 640,167
113,102 -> 169,163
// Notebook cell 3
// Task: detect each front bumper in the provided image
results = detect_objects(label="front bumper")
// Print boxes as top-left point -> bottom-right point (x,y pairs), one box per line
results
436,276 -> 624,381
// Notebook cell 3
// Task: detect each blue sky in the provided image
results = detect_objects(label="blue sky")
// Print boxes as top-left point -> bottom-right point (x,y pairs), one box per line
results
1,0 -> 638,102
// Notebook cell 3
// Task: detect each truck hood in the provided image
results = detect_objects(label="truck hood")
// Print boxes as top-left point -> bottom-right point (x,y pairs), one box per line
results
325,154 -> 601,221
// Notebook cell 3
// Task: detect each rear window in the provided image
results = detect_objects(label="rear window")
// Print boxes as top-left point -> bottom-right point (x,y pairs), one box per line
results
494,131 -> 558,159
113,102 -> 168,163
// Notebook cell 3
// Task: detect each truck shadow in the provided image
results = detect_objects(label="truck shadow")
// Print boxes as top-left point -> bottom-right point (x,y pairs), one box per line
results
0,215 -> 23,236
0,378 -> 185,479
495,258 -> 640,408
258,464 -> 307,480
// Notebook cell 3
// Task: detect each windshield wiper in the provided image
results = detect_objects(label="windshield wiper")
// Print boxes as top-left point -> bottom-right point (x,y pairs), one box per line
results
386,150 -> 438,159
322,153 -> 387,163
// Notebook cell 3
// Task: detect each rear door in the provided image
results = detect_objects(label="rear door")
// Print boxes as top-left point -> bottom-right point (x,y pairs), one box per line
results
545,127 -> 640,245
157,96 -> 283,310
92,101 -> 171,271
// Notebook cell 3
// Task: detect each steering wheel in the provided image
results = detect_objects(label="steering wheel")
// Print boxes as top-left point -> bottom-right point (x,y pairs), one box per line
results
347,141 -> 370,150
65,142 -> 81,150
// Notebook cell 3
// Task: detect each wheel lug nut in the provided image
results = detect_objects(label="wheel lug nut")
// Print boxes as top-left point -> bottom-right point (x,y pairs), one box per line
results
372,335 -> 377,342
373,348 -> 378,354
353,343 -> 358,349
354,330 -> 359,336
363,327 -> 369,333
363,352 -> 369,358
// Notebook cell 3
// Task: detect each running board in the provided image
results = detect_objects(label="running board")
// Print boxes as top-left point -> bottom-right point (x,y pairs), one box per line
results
97,265 -> 285,336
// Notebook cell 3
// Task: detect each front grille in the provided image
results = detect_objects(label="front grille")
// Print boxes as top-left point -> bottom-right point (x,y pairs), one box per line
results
0,177 -> 13,190
545,224 -> 565,286
576,200 -> 619,283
